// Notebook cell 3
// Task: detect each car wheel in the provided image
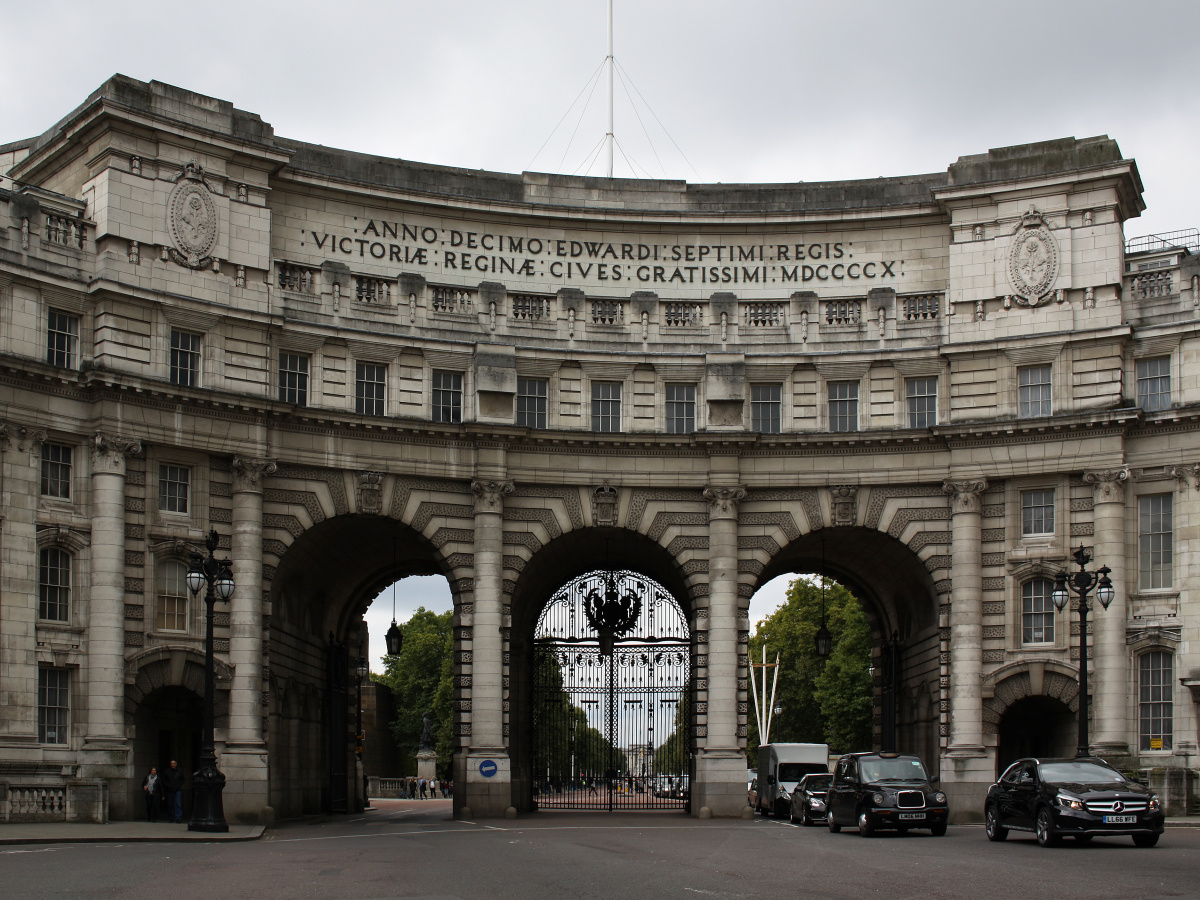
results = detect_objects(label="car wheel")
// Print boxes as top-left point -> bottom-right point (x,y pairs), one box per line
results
828,811 -> 841,833
857,810 -> 875,837
930,821 -> 947,837
1035,808 -> 1060,847
1133,833 -> 1159,848
801,806 -> 813,827
789,806 -> 798,824
985,805 -> 1008,842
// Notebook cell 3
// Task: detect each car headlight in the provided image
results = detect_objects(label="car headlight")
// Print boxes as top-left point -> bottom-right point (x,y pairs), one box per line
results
811,799 -> 825,809
933,792 -> 947,804
873,792 -> 886,806
1057,793 -> 1085,811
1148,796 -> 1161,812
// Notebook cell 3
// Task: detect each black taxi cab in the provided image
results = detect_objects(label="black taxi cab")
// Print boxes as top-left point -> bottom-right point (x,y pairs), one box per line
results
826,751 -> 949,836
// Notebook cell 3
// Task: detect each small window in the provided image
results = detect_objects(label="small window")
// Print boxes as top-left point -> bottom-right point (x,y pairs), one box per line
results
1139,651 -> 1173,751
432,371 -> 463,424
41,443 -> 73,498
356,362 -> 387,417
665,384 -> 696,434
156,559 -> 191,633
1136,357 -> 1171,412
906,378 -> 937,428
517,378 -> 548,429
1021,490 -> 1055,536
828,381 -> 859,433
1022,579 -> 1055,644
591,382 -> 622,433
1018,365 -> 1052,418
38,668 -> 70,745
169,330 -> 201,387
751,384 -> 781,434
46,309 -> 79,368
1138,494 -> 1173,590
39,547 -> 71,622
158,464 -> 190,514
279,352 -> 310,406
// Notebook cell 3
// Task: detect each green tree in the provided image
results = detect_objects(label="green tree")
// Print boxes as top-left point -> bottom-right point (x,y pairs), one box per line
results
746,577 -> 873,766
652,684 -> 692,775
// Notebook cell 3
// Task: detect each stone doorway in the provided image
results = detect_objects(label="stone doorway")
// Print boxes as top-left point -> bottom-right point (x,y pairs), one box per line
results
996,695 -> 1076,774
131,686 -> 203,820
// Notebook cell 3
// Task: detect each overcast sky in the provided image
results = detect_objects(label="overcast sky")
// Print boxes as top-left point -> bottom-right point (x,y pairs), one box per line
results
4,1 -> 1197,238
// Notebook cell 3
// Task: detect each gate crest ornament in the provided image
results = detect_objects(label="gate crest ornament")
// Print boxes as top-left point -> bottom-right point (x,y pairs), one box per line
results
1006,205 -> 1059,307
167,161 -> 218,269
584,570 -> 643,656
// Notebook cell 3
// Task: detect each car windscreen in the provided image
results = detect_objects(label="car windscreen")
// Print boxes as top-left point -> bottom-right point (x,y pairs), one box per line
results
859,757 -> 928,783
801,774 -> 832,790
778,763 -> 827,782
1037,761 -> 1127,784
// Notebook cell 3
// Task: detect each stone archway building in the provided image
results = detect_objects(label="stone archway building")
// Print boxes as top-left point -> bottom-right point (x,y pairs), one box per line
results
1,76 -> 1198,823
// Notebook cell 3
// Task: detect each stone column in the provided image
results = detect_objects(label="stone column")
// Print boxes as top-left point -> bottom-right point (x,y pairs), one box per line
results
463,478 -> 512,817
221,456 -> 276,824
696,484 -> 747,817
1084,468 -> 1130,756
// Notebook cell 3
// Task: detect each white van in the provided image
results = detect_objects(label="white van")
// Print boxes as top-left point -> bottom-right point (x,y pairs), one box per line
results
755,743 -> 829,817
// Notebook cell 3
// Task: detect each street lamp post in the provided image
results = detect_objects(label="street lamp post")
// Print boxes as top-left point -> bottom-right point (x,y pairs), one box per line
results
185,529 -> 234,833
1052,545 -> 1115,759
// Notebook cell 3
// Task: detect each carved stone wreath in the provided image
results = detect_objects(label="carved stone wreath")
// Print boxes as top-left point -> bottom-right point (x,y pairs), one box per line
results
1006,205 -> 1059,306
167,162 -> 218,268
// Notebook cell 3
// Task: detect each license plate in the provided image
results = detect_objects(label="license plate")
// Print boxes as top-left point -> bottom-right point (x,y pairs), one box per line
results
898,813 -> 925,820
1104,815 -> 1137,824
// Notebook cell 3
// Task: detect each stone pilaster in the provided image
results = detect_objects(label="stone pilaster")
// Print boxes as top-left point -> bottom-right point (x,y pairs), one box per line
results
1084,467 -> 1131,756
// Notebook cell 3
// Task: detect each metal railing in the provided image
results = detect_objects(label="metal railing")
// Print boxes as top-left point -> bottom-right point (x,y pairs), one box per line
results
1125,229 -> 1199,256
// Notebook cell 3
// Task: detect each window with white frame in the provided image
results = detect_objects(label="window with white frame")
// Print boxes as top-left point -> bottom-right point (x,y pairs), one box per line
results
1136,356 -> 1171,412
1018,365 -> 1052,418
1138,493 -> 1173,590
751,384 -> 782,434
38,668 -> 69,745
591,382 -> 622,432
158,464 -> 190,514
828,381 -> 859,433
41,442 -> 73,499
356,362 -> 387,417
516,378 -> 547,429
906,377 -> 937,428
156,559 -> 190,633
665,383 -> 696,434
46,309 -> 78,368
39,547 -> 70,622
1021,579 -> 1055,644
169,330 -> 201,387
1021,489 -> 1055,536
1139,651 -> 1173,751
279,352 -> 310,406
432,370 -> 463,424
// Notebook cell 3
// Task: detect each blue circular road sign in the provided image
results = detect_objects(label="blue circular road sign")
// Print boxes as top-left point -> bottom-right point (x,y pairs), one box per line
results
479,759 -> 498,778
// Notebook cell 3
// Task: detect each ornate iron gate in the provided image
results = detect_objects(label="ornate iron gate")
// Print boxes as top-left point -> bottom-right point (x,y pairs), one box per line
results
531,570 -> 692,810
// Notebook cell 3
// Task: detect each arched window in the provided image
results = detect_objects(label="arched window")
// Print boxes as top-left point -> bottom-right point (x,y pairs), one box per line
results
1139,651 -> 1173,751
1021,578 -> 1055,644
156,559 -> 190,633
39,547 -> 71,622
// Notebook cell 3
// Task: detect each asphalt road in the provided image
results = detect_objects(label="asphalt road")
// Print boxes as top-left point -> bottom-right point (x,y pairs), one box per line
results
4,799 -> 1197,900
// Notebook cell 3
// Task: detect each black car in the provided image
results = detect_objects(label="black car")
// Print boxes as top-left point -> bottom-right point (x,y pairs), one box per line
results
826,751 -> 948,836
985,757 -> 1164,847
789,772 -> 833,825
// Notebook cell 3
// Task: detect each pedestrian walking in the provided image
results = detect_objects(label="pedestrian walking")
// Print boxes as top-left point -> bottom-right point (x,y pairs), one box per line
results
142,767 -> 163,822
418,777 -> 427,799
161,760 -> 184,823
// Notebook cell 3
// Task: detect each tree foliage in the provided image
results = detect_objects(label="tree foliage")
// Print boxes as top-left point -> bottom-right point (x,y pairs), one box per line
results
746,577 -> 874,766
532,647 -> 620,783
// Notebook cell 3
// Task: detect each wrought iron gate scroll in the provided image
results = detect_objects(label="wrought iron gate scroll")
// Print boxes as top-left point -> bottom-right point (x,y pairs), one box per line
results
531,570 -> 692,810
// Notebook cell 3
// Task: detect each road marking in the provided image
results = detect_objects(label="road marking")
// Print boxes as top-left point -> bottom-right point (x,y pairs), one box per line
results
2,848 -> 62,854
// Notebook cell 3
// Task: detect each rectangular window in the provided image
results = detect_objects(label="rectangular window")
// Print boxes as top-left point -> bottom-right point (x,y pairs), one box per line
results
279,352 -> 310,406
906,377 -> 937,428
1021,489 -> 1055,536
1136,356 -> 1171,412
1139,652 -> 1173,751
516,378 -> 548,429
40,443 -> 73,498
1139,493 -> 1173,590
39,547 -> 70,622
828,381 -> 859,433
169,330 -> 201,387
1022,579 -> 1055,644
751,384 -> 782,434
356,362 -> 387,417
46,309 -> 78,368
432,371 -> 463,424
1018,365 -> 1052,418
38,668 -> 69,745
665,384 -> 696,434
156,560 -> 190,633
158,464 -> 190,514
591,382 -> 622,433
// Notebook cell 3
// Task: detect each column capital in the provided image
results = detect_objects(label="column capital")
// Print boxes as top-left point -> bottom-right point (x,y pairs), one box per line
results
703,485 -> 746,520
0,422 -> 47,452
1083,467 -> 1130,504
232,456 -> 278,493
471,479 -> 513,512
942,478 -> 988,514
91,432 -> 142,474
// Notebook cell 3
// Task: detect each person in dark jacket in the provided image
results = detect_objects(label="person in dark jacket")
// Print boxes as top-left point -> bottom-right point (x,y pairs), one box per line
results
161,760 -> 185,823
142,767 -> 163,821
